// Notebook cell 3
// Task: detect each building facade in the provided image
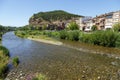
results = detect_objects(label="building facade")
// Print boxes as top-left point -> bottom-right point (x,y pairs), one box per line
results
79,16 -> 93,31
79,10 -> 120,31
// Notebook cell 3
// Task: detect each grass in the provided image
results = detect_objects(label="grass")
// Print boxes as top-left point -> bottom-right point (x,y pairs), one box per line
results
30,35 -> 59,42
12,57 -> 19,67
15,30 -> 60,43
0,46 -> 9,79
15,30 -> 120,48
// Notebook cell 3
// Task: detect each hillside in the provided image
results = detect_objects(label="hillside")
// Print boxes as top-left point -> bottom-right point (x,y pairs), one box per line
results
29,10 -> 83,26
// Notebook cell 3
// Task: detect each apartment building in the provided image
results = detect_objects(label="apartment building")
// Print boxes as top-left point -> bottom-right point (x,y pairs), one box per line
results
104,12 -> 114,29
112,11 -> 120,24
105,11 -> 120,29
93,14 -> 106,30
79,16 -> 93,31
79,10 -> 120,31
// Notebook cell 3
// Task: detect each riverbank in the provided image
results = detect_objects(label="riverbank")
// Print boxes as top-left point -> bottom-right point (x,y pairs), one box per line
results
15,30 -> 120,58
0,46 -> 9,79
15,30 -> 120,48
15,31 -> 62,46
61,40 -> 120,59
28,36 -> 62,46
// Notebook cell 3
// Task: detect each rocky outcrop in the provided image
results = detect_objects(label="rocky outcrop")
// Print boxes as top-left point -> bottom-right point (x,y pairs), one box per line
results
29,10 -> 82,28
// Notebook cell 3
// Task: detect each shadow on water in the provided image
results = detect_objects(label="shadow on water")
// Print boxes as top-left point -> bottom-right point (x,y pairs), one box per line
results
2,32 -> 120,80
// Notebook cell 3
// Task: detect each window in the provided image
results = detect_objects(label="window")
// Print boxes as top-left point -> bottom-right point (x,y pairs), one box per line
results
116,14 -> 119,17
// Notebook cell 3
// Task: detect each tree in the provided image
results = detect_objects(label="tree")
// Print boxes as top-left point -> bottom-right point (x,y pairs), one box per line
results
42,24 -> 47,30
91,25 -> 97,31
113,22 -> 120,32
66,22 -> 79,30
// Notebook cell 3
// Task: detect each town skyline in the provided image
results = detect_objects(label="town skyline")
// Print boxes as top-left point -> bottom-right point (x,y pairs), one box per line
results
0,0 -> 120,27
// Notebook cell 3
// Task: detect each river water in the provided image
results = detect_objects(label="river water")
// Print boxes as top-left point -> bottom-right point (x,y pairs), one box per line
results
2,32 -> 120,80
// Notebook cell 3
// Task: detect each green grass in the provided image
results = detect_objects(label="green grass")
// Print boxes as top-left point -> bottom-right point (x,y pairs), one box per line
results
15,30 -> 60,43
12,57 -> 19,67
15,30 -> 120,48
0,46 -> 9,79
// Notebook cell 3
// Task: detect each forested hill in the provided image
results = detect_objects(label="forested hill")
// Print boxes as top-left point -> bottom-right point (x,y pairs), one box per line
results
29,10 -> 83,25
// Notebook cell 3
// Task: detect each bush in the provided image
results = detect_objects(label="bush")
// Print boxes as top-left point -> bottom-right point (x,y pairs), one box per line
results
59,30 -> 67,39
0,46 -> 9,56
66,22 -> 79,30
80,33 -> 91,43
91,25 -> 97,31
12,57 -> 19,67
50,31 -> 59,38
0,46 -> 9,79
80,31 -> 119,47
115,34 -> 120,48
0,63 -> 8,79
113,22 -> 120,32
66,30 -> 79,41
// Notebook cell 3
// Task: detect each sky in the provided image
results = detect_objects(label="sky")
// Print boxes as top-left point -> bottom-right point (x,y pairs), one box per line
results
0,0 -> 120,27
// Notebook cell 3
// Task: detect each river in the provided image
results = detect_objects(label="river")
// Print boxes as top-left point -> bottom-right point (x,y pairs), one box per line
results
2,32 -> 120,80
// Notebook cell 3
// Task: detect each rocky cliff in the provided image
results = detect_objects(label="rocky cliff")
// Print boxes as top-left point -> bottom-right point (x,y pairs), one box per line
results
29,10 -> 82,26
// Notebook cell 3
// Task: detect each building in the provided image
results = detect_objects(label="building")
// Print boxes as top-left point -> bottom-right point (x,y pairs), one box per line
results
105,11 -> 120,29
79,10 -> 120,31
79,16 -> 93,31
104,12 -> 114,29
93,14 -> 106,30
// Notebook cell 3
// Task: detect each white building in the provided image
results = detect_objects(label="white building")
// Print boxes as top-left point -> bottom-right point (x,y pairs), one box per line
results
105,11 -> 120,30
78,10 -> 120,31
79,16 -> 93,31
105,12 -> 113,29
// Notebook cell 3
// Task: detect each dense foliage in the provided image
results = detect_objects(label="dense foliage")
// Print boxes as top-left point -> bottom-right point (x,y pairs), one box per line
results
15,30 -> 120,48
113,22 -> 120,32
66,22 -> 79,30
12,57 -> 19,67
91,25 -> 97,31
30,10 -> 81,22
0,46 -> 9,79
80,31 -> 118,47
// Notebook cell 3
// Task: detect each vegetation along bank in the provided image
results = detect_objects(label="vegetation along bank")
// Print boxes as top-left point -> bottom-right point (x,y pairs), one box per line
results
15,29 -> 120,48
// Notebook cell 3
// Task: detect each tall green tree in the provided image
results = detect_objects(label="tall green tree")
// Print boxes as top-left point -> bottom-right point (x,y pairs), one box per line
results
113,22 -> 120,32
66,22 -> 79,30
91,25 -> 97,31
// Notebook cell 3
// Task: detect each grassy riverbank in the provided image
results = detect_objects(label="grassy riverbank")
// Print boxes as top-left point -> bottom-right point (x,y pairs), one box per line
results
0,46 -> 9,79
15,30 -> 120,48
0,26 -> 10,79
15,31 -> 62,45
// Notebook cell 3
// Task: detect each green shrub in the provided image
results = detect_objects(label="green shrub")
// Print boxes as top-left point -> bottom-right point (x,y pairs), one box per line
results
66,30 -> 79,41
100,31 -> 118,47
66,22 -> 79,30
113,22 -> 120,32
0,46 -> 9,56
0,63 -> 8,79
80,33 -> 91,43
80,31 -> 119,47
0,46 -> 9,79
115,34 -> 120,48
59,30 -> 67,39
12,57 -> 19,67
91,25 -> 97,31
